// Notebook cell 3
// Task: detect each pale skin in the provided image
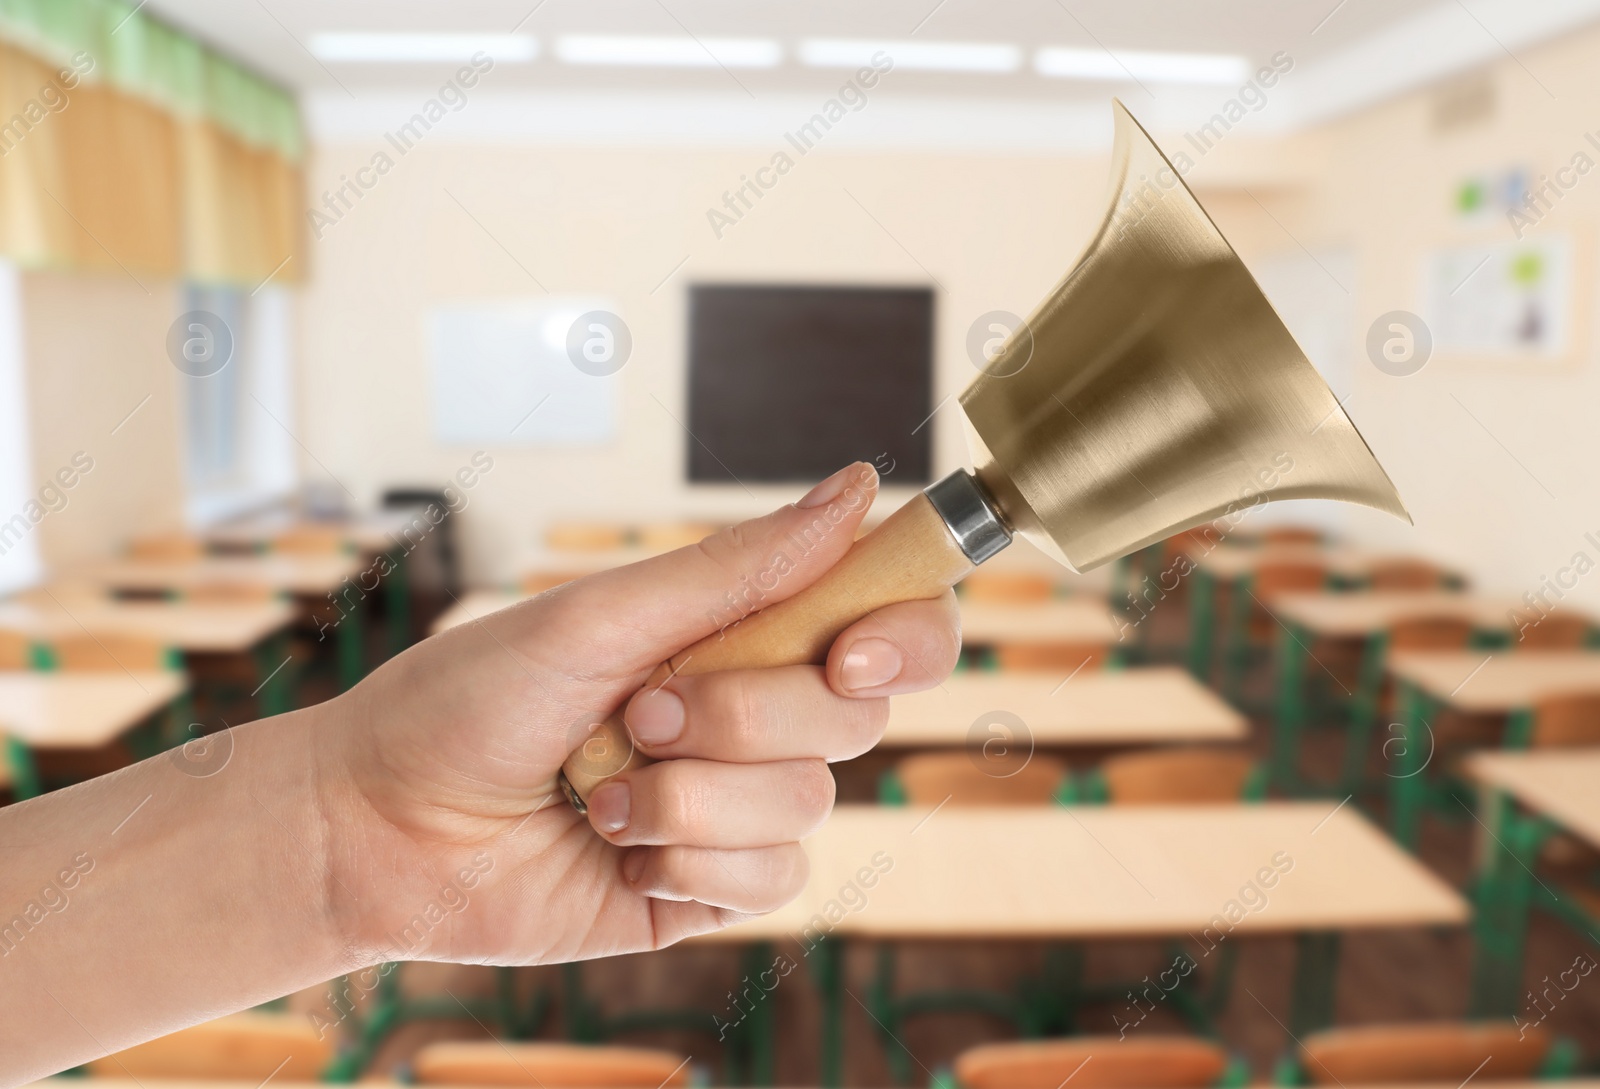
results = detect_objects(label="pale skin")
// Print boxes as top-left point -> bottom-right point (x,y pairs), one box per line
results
1,463 -> 962,1085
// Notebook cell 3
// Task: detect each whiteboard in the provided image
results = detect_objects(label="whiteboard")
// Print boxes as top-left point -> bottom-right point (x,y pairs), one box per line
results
428,298 -> 620,444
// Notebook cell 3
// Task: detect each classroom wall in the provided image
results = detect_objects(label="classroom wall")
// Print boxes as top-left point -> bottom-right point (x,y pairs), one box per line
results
19,269 -> 185,571
295,140 -> 1119,582
294,122 -> 1323,584
1263,22 -> 1600,608
295,17 -> 1600,598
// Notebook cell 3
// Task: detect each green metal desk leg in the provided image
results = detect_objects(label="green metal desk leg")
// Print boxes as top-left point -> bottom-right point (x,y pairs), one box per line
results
1389,682 -> 1430,851
1272,623 -> 1309,793
1188,569 -> 1217,681
1340,635 -> 1387,795
1469,795 -> 1546,1016
562,962 -> 605,1042
869,945 -> 915,1085
1287,932 -> 1341,1038
744,941 -> 778,1088
386,552 -> 411,660
338,602 -> 365,691
1221,578 -> 1251,703
6,738 -> 40,800
255,631 -> 293,719
811,937 -> 845,1089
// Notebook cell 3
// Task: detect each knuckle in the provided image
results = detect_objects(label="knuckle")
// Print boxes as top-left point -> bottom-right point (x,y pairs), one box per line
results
703,671 -> 762,752
649,761 -> 712,835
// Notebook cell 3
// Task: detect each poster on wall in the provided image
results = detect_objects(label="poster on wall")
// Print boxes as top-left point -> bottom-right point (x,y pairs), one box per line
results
1422,235 -> 1574,362
428,298 -> 620,444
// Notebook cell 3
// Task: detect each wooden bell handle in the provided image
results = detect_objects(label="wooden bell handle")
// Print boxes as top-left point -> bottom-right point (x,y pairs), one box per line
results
560,491 -> 977,808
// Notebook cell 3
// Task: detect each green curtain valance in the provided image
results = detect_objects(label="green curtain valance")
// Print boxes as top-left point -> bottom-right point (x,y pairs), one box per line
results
0,0 -> 302,160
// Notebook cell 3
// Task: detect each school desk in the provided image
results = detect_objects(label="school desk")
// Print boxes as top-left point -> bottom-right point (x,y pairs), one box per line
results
1264,592 -> 1562,795
884,667 -> 1246,747
1181,543 -> 1465,695
1385,650 -> 1600,848
207,508 -> 428,657
658,803 -> 1464,1087
0,597 -> 298,717
85,554 -> 367,689
1464,750 -> 1600,1018
957,599 -> 1123,650
0,670 -> 189,797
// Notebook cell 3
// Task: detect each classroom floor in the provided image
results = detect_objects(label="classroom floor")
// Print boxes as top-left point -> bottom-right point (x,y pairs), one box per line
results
269,594 -> 1600,1085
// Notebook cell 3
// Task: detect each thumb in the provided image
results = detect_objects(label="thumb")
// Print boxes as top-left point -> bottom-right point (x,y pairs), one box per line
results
548,461 -> 879,681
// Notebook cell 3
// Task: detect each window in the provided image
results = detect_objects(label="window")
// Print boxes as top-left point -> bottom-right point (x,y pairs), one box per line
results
179,284 -> 297,525
0,258 -> 41,594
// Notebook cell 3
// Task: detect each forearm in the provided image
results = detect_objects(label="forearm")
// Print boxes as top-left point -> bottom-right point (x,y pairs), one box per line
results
0,705 -> 362,1084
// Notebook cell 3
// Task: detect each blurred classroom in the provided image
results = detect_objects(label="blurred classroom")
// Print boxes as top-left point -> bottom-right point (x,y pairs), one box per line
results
5,0 -> 1600,1086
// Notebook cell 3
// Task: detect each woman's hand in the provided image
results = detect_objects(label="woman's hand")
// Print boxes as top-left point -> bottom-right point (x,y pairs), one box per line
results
318,462 -> 961,967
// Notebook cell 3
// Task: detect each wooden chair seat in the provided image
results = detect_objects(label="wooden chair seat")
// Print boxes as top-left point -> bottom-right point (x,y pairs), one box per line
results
183,582 -> 282,603
50,633 -> 178,672
1261,526 -> 1324,547
87,1010 -> 331,1078
992,643 -> 1107,672
546,523 -> 631,552
1529,690 -> 1600,747
1516,612 -> 1592,649
1247,561 -> 1327,642
1099,747 -> 1259,804
955,1036 -> 1230,1089
0,628 -> 33,670
273,526 -> 350,555
411,1041 -> 690,1086
521,572 -> 587,594
961,571 -> 1057,603
636,523 -> 719,551
895,751 -> 1067,806
128,532 -> 207,561
1298,1020 -> 1549,1084
1367,560 -> 1447,590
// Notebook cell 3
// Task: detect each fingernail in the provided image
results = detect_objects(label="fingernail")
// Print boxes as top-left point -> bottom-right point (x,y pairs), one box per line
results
798,463 -> 861,509
840,638 -> 903,692
588,782 -> 631,834
621,847 -> 648,884
628,688 -> 686,747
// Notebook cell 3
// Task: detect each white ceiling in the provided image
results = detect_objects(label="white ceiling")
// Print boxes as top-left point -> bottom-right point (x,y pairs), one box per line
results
143,0 -> 1600,148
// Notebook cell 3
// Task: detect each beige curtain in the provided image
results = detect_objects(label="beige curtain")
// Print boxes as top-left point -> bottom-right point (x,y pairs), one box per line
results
0,38 -> 303,285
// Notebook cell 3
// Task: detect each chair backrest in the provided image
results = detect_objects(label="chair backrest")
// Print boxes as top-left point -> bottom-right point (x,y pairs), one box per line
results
184,582 -> 281,604
1387,615 -> 1475,652
962,571 -> 1058,604
86,1011 -> 332,1079
412,1042 -> 691,1087
1099,748 -> 1259,805
128,533 -> 206,561
1253,561 -> 1327,600
1298,1020 -> 1549,1085
1262,526 -> 1324,547
0,629 -> 33,670
546,522 -> 631,552
896,751 -> 1067,807
1367,560 -> 1446,591
273,525 -> 350,555
636,522 -> 719,552
1530,690 -> 1600,748
993,643 -> 1108,673
1517,613 -> 1591,650
955,1036 -> 1230,1089
50,633 -> 176,671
